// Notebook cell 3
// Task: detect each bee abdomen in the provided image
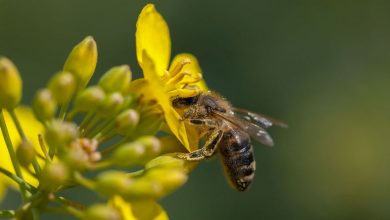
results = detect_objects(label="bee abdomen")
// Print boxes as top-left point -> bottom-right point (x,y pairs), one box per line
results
219,130 -> 256,191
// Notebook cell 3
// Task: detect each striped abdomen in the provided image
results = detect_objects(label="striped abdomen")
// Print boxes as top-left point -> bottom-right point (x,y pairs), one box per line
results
219,128 -> 256,191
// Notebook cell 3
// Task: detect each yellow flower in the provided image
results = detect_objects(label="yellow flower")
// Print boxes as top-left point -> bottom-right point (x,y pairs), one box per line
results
109,196 -> 168,220
0,107 -> 44,199
134,4 -> 207,151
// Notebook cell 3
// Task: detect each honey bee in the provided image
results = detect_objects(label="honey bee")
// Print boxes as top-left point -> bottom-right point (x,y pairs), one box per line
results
172,91 -> 286,191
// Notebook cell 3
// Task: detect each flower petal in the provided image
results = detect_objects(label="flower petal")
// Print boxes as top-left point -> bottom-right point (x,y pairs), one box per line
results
170,53 -> 208,91
136,4 -> 171,76
0,107 -> 43,189
140,51 -> 192,151
109,196 -> 168,220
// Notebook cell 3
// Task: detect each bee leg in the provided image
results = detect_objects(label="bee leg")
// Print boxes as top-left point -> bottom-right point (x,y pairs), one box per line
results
187,119 -> 217,127
176,129 -> 223,161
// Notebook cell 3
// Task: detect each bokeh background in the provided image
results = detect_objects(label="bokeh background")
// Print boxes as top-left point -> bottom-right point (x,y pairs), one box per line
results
1,0 -> 390,219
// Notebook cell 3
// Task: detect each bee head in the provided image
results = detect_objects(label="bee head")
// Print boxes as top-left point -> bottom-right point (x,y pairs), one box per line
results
201,94 -> 227,114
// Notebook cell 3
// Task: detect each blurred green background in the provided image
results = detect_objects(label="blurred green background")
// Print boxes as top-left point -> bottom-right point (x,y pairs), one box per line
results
1,0 -> 390,219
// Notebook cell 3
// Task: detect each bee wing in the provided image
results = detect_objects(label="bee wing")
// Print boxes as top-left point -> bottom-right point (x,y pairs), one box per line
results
214,111 -> 275,147
232,107 -> 288,128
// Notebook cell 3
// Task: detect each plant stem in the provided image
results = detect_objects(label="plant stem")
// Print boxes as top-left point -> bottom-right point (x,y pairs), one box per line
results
38,134 -> 51,161
0,109 -> 28,201
73,172 -> 95,190
55,197 -> 84,218
86,115 -> 115,138
0,210 -> 16,218
79,111 -> 95,130
56,196 -> 86,210
59,102 -> 70,120
101,138 -> 127,156
9,109 -> 41,175
0,167 -> 35,192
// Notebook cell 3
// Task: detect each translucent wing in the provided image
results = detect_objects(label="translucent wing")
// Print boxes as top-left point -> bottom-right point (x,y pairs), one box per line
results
214,111 -> 275,147
232,107 -> 288,129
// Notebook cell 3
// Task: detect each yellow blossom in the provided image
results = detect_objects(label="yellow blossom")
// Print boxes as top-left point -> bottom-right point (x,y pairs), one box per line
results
133,4 -> 208,151
0,107 -> 44,199
109,196 -> 168,220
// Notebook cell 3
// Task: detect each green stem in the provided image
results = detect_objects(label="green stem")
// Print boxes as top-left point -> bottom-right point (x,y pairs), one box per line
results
38,134 -> 50,161
97,131 -> 116,144
9,109 -> 41,175
89,160 -> 112,170
54,197 -> 84,218
0,167 -> 34,192
32,208 -> 40,220
0,109 -> 27,200
101,138 -> 127,156
79,111 -> 95,130
0,210 -> 16,218
73,172 -> 95,190
58,102 -> 70,120
56,196 -> 86,210
91,119 -> 116,140
65,109 -> 77,121
86,115 -> 115,138
83,114 -> 101,136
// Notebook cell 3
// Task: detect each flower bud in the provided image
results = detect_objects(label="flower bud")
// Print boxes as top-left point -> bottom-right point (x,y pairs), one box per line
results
62,138 -> 100,170
0,57 -> 22,109
63,36 -> 97,90
143,168 -> 187,198
111,136 -> 160,167
97,92 -> 124,116
74,86 -> 105,112
111,142 -> 144,167
33,89 -> 57,122
144,155 -> 186,171
123,178 -> 161,200
16,140 -> 36,167
45,120 -> 79,154
39,162 -> 69,192
82,204 -> 121,220
98,65 -> 132,94
47,71 -> 76,105
95,171 -> 132,197
131,111 -> 163,137
115,109 -> 139,135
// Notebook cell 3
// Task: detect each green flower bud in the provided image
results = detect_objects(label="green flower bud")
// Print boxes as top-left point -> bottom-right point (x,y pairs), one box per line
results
144,155 -> 186,171
74,86 -> 105,112
97,92 -> 124,116
0,57 -> 22,109
143,168 -> 187,198
111,142 -> 144,167
39,162 -> 69,192
124,178 -> 161,200
99,65 -> 132,94
111,136 -> 160,167
33,89 -> 57,122
137,136 -> 161,153
47,71 -> 76,105
124,169 -> 187,199
115,109 -> 139,135
63,36 -> 97,90
16,140 -> 36,167
45,120 -> 79,154
95,171 -> 132,197
131,111 -> 163,138
82,204 -> 121,220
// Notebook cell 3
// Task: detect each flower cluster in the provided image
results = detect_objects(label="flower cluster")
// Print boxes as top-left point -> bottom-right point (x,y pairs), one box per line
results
0,4 -> 206,220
